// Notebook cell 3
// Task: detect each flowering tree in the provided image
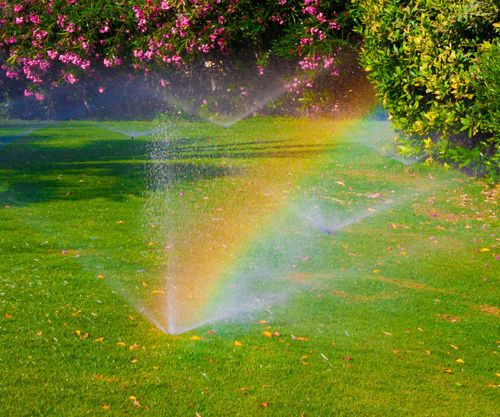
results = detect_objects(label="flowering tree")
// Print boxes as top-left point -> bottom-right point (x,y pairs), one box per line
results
0,0 -> 350,105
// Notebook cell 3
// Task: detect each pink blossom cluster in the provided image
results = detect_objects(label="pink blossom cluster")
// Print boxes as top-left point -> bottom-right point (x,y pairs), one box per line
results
1,0 -> 344,106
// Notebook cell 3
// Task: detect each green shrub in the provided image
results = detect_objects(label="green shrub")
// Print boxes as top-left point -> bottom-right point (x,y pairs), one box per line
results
354,0 -> 499,182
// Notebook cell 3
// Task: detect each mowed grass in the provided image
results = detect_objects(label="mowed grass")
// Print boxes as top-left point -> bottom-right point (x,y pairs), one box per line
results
0,117 -> 498,417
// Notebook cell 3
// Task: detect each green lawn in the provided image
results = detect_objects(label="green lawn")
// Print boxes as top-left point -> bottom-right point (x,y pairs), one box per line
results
0,117 -> 498,416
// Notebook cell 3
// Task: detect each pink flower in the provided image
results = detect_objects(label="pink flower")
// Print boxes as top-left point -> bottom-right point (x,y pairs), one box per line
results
5,69 -> 19,79
29,14 -> 41,24
13,4 -> 23,13
176,14 -> 190,29
98,86 -> 104,93
64,73 -> 77,84
302,6 -> 317,15
33,30 -> 48,40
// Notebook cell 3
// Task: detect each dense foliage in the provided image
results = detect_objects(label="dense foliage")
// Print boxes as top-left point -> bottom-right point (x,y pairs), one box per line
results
355,0 -> 499,182
0,0 -> 349,103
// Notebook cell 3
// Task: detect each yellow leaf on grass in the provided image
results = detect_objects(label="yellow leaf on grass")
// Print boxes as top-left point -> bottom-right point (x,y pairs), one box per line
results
262,331 -> 273,338
258,320 -> 267,324
101,404 -> 110,411
151,289 -> 165,295
455,359 -> 464,364
4,313 -> 12,319
129,343 -> 140,350
96,274 -> 105,279
291,334 -> 309,341
442,368 -> 453,374
116,341 -> 126,347
480,248 -> 490,252
95,337 -> 105,343
129,396 -> 141,408
190,336 -> 202,341
233,340 -> 243,347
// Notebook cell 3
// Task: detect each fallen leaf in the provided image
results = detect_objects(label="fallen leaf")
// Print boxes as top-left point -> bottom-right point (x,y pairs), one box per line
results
262,331 -> 273,338
207,329 -> 217,335
259,402 -> 269,408
129,396 -> 141,408
258,320 -> 267,324
343,356 -> 352,361
372,269 -> 381,274
480,248 -> 490,252
116,341 -> 126,347
450,344 -> 459,350
291,334 -> 309,341
96,274 -> 105,279
151,289 -> 165,295
442,368 -> 453,374
382,331 -> 392,336
455,359 -> 464,364
115,220 -> 124,224
272,331 -> 281,337
94,337 -> 105,343
190,336 -> 202,341
129,343 -> 140,350
233,340 -> 243,347
101,404 -> 110,411
4,313 -> 12,319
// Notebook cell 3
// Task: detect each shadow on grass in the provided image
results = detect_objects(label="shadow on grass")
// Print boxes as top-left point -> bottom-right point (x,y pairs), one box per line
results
0,133 -> 335,206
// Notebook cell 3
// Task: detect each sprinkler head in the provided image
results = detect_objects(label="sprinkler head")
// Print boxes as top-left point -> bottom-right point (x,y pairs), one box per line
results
319,227 -> 336,236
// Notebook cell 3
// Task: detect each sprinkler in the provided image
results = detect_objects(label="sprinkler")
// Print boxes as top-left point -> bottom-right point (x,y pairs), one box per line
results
318,227 -> 336,236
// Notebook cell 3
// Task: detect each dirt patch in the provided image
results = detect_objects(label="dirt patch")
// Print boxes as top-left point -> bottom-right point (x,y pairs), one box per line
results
287,272 -> 335,283
413,206 -> 472,223
336,168 -> 412,184
370,275 -> 444,292
477,304 -> 500,318
352,292 -> 397,302
438,314 -> 462,323
330,289 -> 348,298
